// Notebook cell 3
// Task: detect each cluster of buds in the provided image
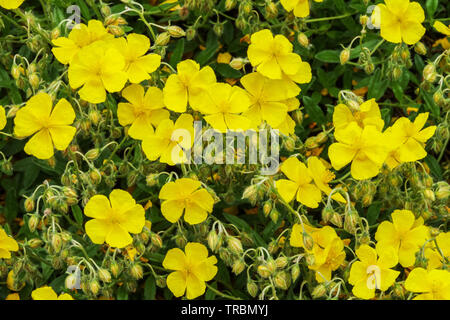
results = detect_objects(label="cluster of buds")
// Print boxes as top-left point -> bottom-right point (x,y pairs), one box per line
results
387,44 -> 412,80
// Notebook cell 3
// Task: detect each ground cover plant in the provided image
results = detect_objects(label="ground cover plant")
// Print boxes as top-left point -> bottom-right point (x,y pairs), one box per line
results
0,0 -> 449,300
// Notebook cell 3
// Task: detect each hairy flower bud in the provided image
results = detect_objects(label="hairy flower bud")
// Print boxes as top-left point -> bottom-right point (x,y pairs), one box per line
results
297,32 -> 309,48
167,26 -> 185,38
247,280 -> 258,298
340,48 -> 350,65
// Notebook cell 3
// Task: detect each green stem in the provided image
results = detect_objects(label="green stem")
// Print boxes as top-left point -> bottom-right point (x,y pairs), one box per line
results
331,171 -> 351,184
304,12 -> 356,24
437,136 -> 449,163
107,136 -> 128,161
205,283 -> 242,300
370,39 -> 385,55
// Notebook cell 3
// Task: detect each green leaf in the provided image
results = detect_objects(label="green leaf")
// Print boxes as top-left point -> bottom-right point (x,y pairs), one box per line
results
303,96 -> 326,125
424,155 -> 442,179
426,0 -> 439,19
117,285 -> 129,300
144,276 -> 156,300
169,38 -> 185,68
71,205 -> 84,226
367,201 -> 382,225
222,213 -> 266,246
214,63 -> 242,78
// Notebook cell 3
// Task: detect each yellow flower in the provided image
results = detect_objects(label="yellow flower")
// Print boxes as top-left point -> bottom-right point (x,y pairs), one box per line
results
375,209 -> 429,267
378,0 -> 426,45
280,0 -> 323,18
247,29 -> 302,80
387,112 -> 436,163
307,156 -> 346,203
405,268 -> 450,300
14,92 -> 76,160
163,242 -> 218,299
84,189 -> 145,248
276,157 -> 322,208
328,123 -> 387,180
31,286 -> 74,300
240,72 -> 298,128
159,178 -> 214,224
348,244 -> 400,299
333,99 -> 384,132
118,84 -> 169,140
5,293 -> 20,300
142,113 -> 194,165
200,83 -> 251,133
0,0 -> 24,9
163,59 -> 216,112
52,20 -> 113,65
0,226 -> 18,259
291,224 -> 345,282
217,52 -> 232,64
433,21 -> 450,36
424,232 -> 449,270
68,41 -> 128,104
111,33 -> 161,83
0,105 -> 6,130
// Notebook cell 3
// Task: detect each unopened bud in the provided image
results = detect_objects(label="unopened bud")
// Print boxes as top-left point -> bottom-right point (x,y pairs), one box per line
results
274,271 -> 290,290
130,263 -> 144,280
24,197 -> 35,212
232,259 -> 245,275
423,64 -> 437,83
414,42 -> 427,55
207,230 -> 221,252
297,32 -> 309,48
302,232 -> 314,251
167,26 -> 185,38
89,279 -> 100,296
340,48 -> 350,65
227,237 -> 243,254
229,57 -> 246,70
247,280 -> 258,298
85,148 -> 100,161
150,233 -> 163,248
155,32 -> 171,46
312,284 -> 327,298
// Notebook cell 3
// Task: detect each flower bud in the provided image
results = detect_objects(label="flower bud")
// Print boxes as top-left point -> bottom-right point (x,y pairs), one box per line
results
28,238 -> 43,248
27,217 -> 39,234
51,233 -> 63,253
257,264 -> 271,278
312,284 -> 327,298
423,189 -> 435,202
359,15 -> 368,26
305,253 -> 315,266
28,73 -> 40,90
414,42 -> 427,55
232,259 -> 245,275
344,209 -> 359,234
155,32 -> 171,46
297,32 -> 309,48
110,261 -> 121,278
24,197 -> 35,212
340,48 -> 350,65
89,279 -> 100,296
130,263 -> 144,280
322,206 -> 334,224
274,271 -> 291,290
275,256 -> 288,269
269,207 -> 279,223
207,230 -> 221,252
227,237 -> 243,254
150,232 -> 163,248
247,280 -> 258,298
265,1 -> 278,19
435,181 -> 450,199
330,212 -> 343,228
291,264 -> 300,282
146,173 -> 159,187
229,57 -> 247,70
225,0 -> 237,11
167,26 -> 185,38
156,276 -> 167,288
65,274 -> 78,290
263,200 -> 272,217
85,148 -> 100,161
423,64 -> 437,83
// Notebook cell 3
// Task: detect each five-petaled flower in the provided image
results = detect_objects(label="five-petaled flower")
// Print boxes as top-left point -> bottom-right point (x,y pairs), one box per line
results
14,92 -> 76,160
163,242 -> 218,299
